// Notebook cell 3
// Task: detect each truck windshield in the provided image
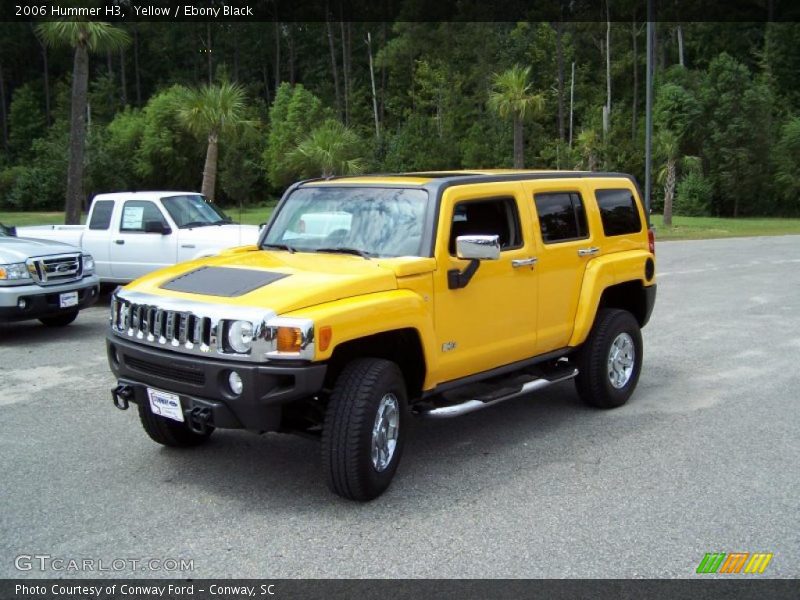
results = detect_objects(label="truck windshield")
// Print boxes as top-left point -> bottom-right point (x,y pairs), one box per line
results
262,187 -> 428,258
161,194 -> 230,228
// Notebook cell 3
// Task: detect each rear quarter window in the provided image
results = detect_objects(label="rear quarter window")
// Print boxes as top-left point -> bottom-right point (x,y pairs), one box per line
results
88,200 -> 114,230
595,189 -> 642,236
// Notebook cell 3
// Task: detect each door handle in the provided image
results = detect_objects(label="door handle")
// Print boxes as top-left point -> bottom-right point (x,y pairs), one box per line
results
577,246 -> 599,256
114,240 -> 125,245
511,257 -> 538,268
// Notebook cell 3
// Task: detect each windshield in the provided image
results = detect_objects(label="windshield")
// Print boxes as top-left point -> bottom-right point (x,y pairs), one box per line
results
262,187 -> 429,258
161,194 -> 230,228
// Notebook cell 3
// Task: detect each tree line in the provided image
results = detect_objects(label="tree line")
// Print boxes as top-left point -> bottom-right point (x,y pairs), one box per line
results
0,20 -> 798,223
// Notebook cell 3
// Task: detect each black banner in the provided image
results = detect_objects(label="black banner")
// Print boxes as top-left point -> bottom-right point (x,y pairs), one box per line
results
3,0 -> 800,23
2,579 -> 798,600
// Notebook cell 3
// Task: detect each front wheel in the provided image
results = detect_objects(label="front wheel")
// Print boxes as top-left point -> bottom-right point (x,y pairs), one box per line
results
322,358 -> 408,501
575,309 -> 643,409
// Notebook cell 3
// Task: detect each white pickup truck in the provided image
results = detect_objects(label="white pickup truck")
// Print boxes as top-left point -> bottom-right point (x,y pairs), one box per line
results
17,192 -> 261,284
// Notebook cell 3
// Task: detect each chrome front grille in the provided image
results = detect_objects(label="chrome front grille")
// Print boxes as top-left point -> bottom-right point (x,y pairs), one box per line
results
112,297 -> 216,353
109,289 -> 280,362
27,253 -> 82,285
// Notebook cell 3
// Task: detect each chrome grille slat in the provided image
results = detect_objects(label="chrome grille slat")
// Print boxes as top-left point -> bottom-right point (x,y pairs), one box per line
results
146,307 -> 156,340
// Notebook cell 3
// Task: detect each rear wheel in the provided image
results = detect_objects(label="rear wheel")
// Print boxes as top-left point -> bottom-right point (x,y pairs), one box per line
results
322,358 -> 408,501
575,309 -> 643,409
39,310 -> 78,327
137,402 -> 214,447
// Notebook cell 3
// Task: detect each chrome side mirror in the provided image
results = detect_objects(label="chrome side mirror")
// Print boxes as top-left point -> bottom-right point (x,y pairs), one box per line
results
455,235 -> 500,261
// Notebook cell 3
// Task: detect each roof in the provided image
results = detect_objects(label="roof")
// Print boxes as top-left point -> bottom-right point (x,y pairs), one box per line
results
302,170 -> 634,188
92,191 -> 199,200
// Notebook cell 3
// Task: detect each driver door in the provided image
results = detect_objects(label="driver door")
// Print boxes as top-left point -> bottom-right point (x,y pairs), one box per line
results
432,183 -> 538,384
110,200 -> 177,281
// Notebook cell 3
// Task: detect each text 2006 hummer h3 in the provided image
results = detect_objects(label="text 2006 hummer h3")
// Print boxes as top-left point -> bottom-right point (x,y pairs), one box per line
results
108,170 -> 656,501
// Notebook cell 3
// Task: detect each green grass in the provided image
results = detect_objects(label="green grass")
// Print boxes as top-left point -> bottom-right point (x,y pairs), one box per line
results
3,207 -> 799,241
0,202 -> 277,228
0,211 -> 68,226
651,215 -> 800,241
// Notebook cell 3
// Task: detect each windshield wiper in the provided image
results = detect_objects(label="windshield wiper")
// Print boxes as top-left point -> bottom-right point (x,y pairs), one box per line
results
315,247 -> 372,259
262,242 -> 296,253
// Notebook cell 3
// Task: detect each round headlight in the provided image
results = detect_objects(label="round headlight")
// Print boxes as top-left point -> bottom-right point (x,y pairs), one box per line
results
227,320 -> 254,354
228,371 -> 243,396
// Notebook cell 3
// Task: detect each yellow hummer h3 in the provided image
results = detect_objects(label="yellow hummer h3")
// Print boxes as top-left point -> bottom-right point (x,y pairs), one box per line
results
108,170 -> 656,501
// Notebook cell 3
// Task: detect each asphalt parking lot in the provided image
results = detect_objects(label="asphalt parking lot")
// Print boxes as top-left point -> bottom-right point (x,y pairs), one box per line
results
1,235 -> 798,579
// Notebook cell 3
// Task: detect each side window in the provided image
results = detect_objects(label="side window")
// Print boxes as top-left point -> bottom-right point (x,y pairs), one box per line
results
120,201 -> 167,233
88,200 -> 114,230
595,189 -> 642,236
534,192 -> 589,243
449,197 -> 522,255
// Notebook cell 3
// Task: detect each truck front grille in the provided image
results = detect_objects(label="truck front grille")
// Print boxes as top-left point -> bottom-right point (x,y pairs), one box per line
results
27,253 -> 82,285
111,297 -> 218,354
108,290 -> 280,363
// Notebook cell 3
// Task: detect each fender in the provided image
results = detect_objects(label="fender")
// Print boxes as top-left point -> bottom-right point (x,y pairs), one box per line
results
568,249 -> 653,347
281,289 -> 439,388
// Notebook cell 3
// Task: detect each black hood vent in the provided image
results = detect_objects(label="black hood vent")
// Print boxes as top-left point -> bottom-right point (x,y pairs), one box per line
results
160,266 -> 289,297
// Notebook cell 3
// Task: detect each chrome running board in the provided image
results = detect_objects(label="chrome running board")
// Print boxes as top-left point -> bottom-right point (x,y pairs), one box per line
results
416,368 -> 578,419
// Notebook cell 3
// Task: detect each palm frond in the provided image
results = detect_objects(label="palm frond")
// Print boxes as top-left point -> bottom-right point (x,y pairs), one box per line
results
173,82 -> 250,140
487,65 -> 544,122
36,21 -> 129,53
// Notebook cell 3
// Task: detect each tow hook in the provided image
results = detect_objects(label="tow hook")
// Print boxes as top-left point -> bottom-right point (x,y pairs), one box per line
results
187,406 -> 212,435
112,384 -> 134,410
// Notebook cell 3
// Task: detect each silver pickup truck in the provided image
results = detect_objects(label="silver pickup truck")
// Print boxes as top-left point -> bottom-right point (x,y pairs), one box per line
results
0,226 -> 100,326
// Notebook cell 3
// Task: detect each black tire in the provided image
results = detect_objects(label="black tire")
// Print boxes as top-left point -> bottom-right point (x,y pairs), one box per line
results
322,358 -> 408,501
575,309 -> 643,409
137,401 -> 214,447
39,310 -> 78,327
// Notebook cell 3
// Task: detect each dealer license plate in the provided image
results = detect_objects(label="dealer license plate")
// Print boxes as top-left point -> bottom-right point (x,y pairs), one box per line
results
147,388 -> 184,422
59,291 -> 78,308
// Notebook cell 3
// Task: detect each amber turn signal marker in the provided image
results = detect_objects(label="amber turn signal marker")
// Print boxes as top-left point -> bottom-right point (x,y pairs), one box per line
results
276,327 -> 303,352
318,326 -> 332,352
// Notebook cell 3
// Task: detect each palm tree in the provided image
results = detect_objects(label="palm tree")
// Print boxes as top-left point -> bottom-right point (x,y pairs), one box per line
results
174,81 -> 251,202
657,130 -> 699,227
36,22 -> 129,224
656,131 -> 679,227
287,119 -> 366,178
487,65 -> 545,169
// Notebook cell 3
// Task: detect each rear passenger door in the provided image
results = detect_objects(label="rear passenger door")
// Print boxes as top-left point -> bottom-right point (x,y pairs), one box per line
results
523,182 -> 597,353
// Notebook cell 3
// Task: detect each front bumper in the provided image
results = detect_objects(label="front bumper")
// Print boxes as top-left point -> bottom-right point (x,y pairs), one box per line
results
0,276 -> 100,322
107,333 -> 327,432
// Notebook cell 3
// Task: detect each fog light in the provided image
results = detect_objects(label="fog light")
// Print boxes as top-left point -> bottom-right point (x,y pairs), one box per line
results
17,299 -> 27,309
228,371 -> 243,396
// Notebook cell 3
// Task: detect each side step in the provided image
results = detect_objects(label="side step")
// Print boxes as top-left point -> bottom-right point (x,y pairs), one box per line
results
415,363 -> 578,419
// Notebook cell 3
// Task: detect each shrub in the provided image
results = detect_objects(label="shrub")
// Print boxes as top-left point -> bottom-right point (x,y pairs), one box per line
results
675,171 -> 713,216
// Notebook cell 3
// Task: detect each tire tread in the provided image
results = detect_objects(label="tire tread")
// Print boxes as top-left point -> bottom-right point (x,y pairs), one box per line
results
321,358 -> 405,501
575,308 -> 642,409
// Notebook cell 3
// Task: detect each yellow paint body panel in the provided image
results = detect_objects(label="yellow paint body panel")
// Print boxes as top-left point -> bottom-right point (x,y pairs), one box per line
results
121,171 -> 655,393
